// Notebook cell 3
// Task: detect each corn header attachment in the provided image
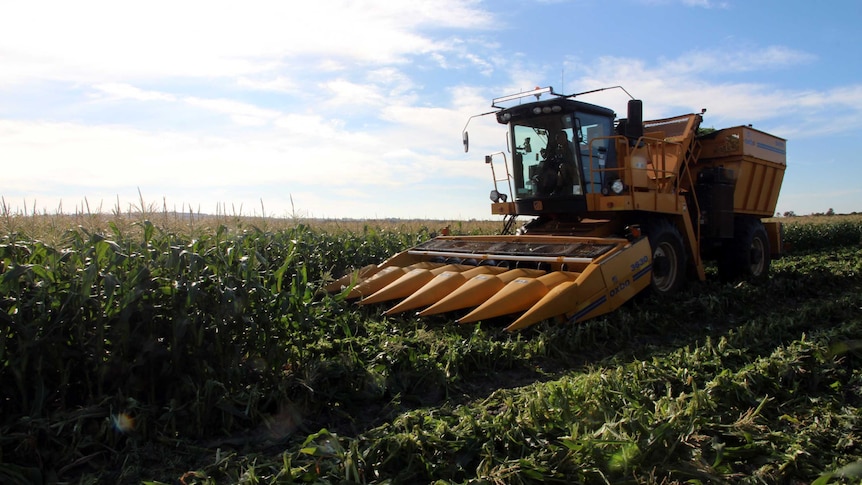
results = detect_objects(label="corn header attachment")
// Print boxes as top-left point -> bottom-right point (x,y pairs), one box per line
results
325,234 -> 652,331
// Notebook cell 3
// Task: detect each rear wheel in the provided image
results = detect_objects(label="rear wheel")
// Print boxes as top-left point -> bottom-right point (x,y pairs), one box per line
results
718,217 -> 771,282
643,218 -> 687,295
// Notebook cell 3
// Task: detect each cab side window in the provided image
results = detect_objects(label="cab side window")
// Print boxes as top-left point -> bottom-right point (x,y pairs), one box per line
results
576,114 -> 613,193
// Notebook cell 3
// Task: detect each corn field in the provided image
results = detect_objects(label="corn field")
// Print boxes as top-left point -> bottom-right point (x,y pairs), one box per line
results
1,215 -> 861,484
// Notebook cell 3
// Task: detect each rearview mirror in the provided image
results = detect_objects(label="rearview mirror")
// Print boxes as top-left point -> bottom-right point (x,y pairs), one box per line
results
462,131 -> 469,152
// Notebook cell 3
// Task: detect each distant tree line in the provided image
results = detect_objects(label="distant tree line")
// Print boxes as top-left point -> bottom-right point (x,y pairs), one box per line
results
777,208 -> 862,217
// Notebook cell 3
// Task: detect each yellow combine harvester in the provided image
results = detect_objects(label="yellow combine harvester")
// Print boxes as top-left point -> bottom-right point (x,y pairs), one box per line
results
327,86 -> 787,331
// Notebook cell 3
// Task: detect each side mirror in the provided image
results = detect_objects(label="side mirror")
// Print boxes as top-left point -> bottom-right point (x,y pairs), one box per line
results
625,100 -> 643,141
462,131 -> 469,152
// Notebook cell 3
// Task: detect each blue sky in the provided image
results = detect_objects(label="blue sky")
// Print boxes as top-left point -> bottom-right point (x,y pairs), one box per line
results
1,0 -> 860,220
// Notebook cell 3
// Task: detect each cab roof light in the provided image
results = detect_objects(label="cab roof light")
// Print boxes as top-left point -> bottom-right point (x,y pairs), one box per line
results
493,87 -> 553,108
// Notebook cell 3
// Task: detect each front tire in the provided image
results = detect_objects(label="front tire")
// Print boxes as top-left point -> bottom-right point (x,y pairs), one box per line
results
643,218 -> 687,295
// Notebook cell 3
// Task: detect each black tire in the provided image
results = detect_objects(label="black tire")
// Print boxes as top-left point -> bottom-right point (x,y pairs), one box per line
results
643,218 -> 687,295
718,217 -> 771,282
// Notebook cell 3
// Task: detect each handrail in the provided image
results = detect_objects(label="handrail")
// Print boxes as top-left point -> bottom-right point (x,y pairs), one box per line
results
485,152 -> 513,202
586,134 -> 686,195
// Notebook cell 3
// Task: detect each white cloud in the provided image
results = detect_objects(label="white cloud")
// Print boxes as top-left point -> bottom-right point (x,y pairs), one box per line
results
91,83 -> 176,102
566,48 -> 862,139
0,0 -> 495,86
272,113 -> 345,138
183,97 -> 282,126
661,46 -> 816,74
0,96 -> 481,190
320,79 -> 388,108
237,76 -> 298,93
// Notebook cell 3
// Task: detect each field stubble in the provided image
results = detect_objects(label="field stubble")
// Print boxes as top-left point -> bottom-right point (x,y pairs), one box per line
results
0,213 -> 861,484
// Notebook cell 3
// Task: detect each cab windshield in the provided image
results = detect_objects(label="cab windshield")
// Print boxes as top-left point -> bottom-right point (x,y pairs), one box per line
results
511,114 -> 582,198
511,111 -> 614,198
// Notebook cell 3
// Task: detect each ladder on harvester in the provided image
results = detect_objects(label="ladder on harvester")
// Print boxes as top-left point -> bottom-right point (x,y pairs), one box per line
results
501,214 -> 518,235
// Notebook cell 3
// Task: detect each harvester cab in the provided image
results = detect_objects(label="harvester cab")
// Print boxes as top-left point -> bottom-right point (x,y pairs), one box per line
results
484,87 -> 619,216
471,87 -> 697,225
328,86 -> 786,331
